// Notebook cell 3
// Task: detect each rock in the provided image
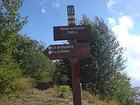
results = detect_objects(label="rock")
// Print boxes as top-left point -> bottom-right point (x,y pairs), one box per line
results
58,93 -> 67,98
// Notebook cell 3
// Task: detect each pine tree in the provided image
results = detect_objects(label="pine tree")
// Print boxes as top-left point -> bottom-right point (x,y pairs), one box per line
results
80,16 -> 126,96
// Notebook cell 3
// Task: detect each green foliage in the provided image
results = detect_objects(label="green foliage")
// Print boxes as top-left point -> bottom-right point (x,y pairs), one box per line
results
80,16 -> 137,105
110,72 -> 133,105
0,0 -> 26,94
15,77 -> 35,91
0,0 -> 56,95
0,0 -> 26,57
80,16 -> 127,97
0,64 -> 21,94
0,0 -> 55,96
58,85 -> 71,96
0,0 -> 26,65
13,36 -> 56,82
53,60 -> 70,85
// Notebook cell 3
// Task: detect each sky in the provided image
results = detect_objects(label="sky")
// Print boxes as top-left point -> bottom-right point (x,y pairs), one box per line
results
20,0 -> 140,87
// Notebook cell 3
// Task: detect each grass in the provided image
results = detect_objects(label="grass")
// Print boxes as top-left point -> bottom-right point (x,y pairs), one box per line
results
0,87 -> 118,105
0,87 -> 72,105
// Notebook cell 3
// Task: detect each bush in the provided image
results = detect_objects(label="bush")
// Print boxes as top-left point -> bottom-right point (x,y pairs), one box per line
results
82,91 -> 94,103
58,85 -> 71,96
15,77 -> 35,91
0,64 -> 21,95
0,64 -> 35,95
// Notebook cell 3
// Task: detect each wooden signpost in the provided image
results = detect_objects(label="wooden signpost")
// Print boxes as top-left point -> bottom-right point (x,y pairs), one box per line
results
44,5 -> 91,105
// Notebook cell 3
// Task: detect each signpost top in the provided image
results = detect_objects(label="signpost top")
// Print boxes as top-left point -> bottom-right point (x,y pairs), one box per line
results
67,5 -> 75,15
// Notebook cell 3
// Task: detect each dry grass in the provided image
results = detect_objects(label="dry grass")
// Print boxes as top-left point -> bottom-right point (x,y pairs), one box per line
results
82,91 -> 118,105
0,87 -> 72,105
15,77 -> 35,91
0,87 -> 118,105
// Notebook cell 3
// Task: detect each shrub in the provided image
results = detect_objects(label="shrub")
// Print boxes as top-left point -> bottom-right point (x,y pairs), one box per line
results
82,91 -> 94,103
0,64 -> 21,95
58,85 -> 71,96
15,77 -> 35,91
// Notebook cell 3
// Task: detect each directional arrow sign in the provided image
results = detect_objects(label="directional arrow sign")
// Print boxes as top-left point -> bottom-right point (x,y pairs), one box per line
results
53,25 -> 91,41
43,43 -> 90,60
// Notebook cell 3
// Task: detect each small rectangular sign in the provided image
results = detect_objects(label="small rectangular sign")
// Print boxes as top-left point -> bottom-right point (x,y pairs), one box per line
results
54,25 -> 91,41
67,5 -> 75,15
43,43 -> 90,60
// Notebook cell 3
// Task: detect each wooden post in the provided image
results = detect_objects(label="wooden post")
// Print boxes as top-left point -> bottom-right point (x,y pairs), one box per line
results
71,58 -> 81,105
67,5 -> 81,105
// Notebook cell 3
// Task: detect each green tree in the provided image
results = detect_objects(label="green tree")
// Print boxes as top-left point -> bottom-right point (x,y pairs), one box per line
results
13,36 -> 56,82
0,0 -> 56,94
80,16 -> 126,96
53,60 -> 70,85
80,16 -> 136,105
0,0 -> 26,94
0,0 -> 26,63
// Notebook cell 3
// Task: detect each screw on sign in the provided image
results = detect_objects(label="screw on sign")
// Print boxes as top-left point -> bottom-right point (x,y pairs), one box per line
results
43,43 -> 90,60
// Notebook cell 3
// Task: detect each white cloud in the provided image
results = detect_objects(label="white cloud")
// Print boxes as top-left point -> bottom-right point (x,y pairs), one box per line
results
39,0 -> 60,14
39,0 -> 47,14
39,0 -> 47,5
107,0 -> 116,9
107,0 -> 123,9
119,12 -> 123,16
41,8 -> 46,14
107,0 -> 124,15
108,18 -> 116,25
108,16 -> 133,47
108,16 -> 140,86
52,1 -> 60,8
118,16 -> 133,29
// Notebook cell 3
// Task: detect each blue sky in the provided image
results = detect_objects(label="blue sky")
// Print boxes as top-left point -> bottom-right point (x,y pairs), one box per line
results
20,0 -> 140,87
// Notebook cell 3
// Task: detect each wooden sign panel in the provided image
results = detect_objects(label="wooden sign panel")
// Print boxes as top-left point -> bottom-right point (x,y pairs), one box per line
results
43,43 -> 90,60
53,25 -> 91,41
